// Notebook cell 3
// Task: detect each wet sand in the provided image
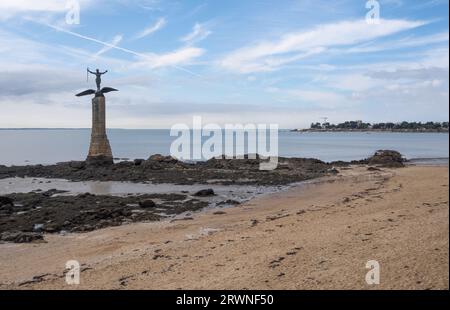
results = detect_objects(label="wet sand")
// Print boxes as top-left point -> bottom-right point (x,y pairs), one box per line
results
0,165 -> 448,289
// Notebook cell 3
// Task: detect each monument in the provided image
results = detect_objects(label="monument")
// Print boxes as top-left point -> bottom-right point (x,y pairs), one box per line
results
76,68 -> 118,165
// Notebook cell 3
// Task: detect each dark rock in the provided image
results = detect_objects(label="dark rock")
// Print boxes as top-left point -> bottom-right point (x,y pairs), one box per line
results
86,155 -> 114,167
148,154 -> 178,163
134,159 -> 145,166
42,189 -> 68,197
329,160 -> 350,167
69,161 -> 86,170
367,166 -> 381,171
0,153 -> 336,186
217,199 -> 240,206
329,168 -> 339,174
0,231 -> 44,243
193,189 -> 215,197
366,150 -> 405,168
0,196 -> 13,207
138,199 -> 156,208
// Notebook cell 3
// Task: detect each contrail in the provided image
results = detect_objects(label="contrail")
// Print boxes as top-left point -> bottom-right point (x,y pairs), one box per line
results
93,34 -> 123,59
34,20 -> 202,77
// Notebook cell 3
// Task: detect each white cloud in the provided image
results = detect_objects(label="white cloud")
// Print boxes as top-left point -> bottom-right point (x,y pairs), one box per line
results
34,21 -> 203,76
181,23 -> 212,44
346,32 -> 449,54
328,74 -> 384,92
265,87 -> 350,109
134,47 -> 205,69
134,17 -> 166,40
287,89 -> 350,108
221,19 -> 427,73
0,0 -> 93,20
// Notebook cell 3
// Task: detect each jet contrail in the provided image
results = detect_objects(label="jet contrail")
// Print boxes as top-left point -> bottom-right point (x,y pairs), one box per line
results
34,20 -> 202,77
93,34 -> 123,59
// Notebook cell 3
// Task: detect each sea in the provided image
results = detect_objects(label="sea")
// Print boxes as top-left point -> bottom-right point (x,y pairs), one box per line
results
0,129 -> 448,166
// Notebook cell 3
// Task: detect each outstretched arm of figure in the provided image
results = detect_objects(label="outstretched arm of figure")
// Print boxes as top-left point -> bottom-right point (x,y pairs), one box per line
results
87,68 -> 95,74
100,70 -> 108,75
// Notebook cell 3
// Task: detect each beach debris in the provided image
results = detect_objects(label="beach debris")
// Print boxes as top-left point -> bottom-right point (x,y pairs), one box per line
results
269,257 -> 285,268
33,224 -> 44,232
367,166 -> 381,171
199,227 -> 221,236
329,168 -> 339,174
217,199 -> 240,206
266,213 -> 290,221
18,273 -> 51,287
286,247 -> 302,255
213,210 -> 227,215
170,217 -> 194,223
118,275 -> 134,286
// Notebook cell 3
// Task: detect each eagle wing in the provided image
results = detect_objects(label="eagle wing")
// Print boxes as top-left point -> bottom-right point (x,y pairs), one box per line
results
100,87 -> 119,94
75,89 -> 96,97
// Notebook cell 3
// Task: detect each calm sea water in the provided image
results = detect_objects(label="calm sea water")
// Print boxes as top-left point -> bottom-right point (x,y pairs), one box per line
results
0,129 -> 448,166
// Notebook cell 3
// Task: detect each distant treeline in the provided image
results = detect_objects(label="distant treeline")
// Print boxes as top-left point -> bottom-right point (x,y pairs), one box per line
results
301,121 -> 449,132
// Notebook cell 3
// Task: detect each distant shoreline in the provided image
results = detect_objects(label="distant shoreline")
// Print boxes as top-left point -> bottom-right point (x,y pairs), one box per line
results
1,128 -> 449,133
291,129 -> 449,133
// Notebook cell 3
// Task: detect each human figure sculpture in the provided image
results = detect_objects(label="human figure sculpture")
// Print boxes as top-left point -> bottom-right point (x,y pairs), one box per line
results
76,68 -> 118,97
87,68 -> 108,92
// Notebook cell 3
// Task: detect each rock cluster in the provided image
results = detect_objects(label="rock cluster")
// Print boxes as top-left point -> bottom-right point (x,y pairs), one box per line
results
366,150 -> 405,168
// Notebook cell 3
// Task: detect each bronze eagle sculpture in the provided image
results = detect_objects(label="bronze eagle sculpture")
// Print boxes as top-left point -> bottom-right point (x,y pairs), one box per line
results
76,68 -> 118,97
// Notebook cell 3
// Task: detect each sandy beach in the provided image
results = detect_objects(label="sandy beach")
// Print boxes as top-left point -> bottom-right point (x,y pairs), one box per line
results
0,164 -> 447,290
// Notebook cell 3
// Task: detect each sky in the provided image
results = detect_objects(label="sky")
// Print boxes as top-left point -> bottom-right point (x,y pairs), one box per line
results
0,0 -> 448,129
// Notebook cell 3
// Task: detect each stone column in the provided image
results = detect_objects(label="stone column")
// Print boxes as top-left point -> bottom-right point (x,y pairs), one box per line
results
86,95 -> 113,165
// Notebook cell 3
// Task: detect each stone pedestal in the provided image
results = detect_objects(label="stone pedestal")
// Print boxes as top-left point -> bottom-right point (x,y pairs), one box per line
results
86,95 -> 113,165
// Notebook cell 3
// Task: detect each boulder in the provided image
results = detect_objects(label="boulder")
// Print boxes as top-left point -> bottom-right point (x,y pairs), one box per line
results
148,154 -> 178,164
367,150 -> 405,168
134,159 -> 145,166
193,189 -> 216,197
69,161 -> 86,170
0,196 -> 13,207
139,199 -> 157,208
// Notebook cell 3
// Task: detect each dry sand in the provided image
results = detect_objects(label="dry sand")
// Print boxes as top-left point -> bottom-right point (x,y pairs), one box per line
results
0,165 -> 448,290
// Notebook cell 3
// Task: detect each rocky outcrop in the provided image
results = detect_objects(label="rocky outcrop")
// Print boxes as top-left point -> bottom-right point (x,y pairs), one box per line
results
367,150 -> 405,168
0,191 -> 209,243
0,155 -> 334,185
0,231 -> 44,243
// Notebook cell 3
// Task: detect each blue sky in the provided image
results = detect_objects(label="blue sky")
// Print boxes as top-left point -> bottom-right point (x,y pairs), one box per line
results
0,0 -> 448,128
